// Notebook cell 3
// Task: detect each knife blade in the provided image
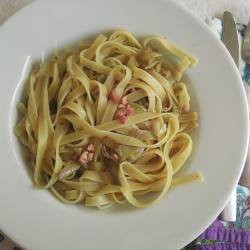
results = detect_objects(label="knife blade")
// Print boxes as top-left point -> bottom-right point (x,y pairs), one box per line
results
221,11 -> 240,68
220,11 -> 240,222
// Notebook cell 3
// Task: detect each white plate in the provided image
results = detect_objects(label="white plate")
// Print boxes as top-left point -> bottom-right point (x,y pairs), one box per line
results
0,0 -> 248,249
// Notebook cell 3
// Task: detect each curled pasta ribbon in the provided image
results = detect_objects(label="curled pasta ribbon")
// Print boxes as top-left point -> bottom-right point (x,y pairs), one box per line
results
142,36 -> 198,81
15,30 -> 203,209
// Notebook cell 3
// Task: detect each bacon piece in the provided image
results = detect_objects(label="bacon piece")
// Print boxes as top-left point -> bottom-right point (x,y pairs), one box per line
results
116,107 -> 127,117
59,144 -> 95,180
115,103 -> 134,124
78,151 -> 89,165
78,144 -> 95,165
117,115 -> 128,124
126,104 -> 133,116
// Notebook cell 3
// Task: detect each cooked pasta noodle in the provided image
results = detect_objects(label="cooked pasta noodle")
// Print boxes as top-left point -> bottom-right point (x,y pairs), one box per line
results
15,30 -> 203,209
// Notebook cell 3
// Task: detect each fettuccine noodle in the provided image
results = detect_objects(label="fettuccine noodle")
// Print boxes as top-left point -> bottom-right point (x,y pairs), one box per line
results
15,30 -> 203,209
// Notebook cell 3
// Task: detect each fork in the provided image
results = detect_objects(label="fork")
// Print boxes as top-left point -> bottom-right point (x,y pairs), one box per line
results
242,22 -> 250,64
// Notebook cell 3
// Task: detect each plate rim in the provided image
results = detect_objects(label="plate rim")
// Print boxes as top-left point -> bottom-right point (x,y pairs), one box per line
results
0,0 -> 248,249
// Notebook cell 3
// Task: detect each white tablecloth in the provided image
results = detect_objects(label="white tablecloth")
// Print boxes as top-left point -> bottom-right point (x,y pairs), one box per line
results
1,0 -> 249,25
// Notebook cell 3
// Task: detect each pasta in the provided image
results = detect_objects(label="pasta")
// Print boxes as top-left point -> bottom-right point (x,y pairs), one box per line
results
15,30 -> 203,209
